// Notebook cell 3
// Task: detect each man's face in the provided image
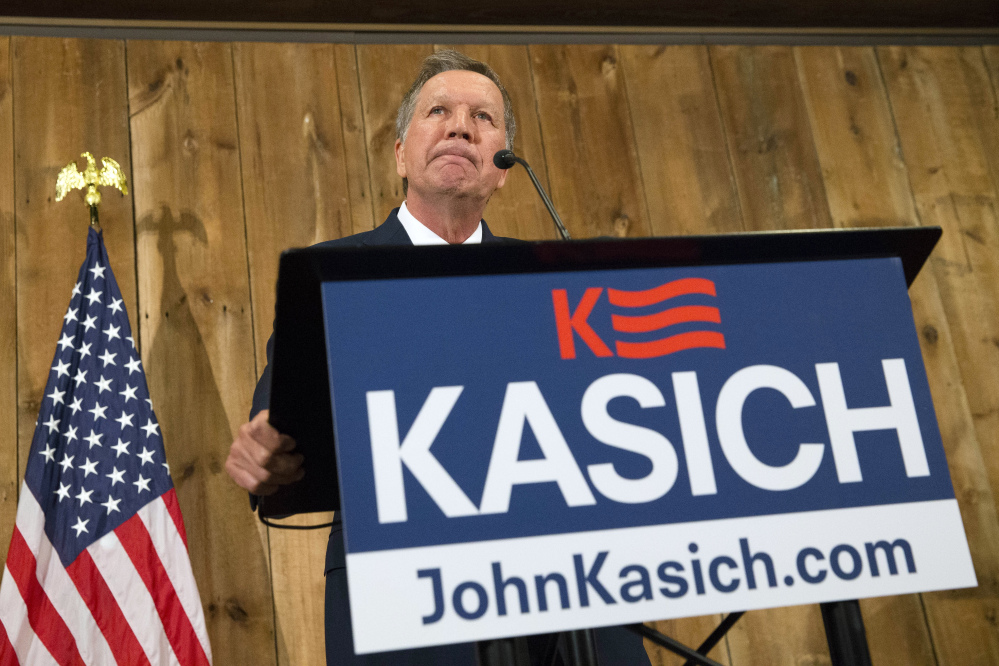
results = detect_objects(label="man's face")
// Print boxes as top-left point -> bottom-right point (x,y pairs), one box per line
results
395,69 -> 509,202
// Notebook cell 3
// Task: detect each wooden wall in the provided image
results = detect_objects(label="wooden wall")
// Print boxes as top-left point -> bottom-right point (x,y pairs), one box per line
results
1,37 -> 998,665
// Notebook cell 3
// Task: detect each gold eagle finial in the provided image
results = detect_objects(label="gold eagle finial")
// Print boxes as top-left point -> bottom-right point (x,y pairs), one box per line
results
55,152 -> 129,229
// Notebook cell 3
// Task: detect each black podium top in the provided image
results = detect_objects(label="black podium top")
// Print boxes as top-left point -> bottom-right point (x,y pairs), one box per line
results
258,226 -> 941,517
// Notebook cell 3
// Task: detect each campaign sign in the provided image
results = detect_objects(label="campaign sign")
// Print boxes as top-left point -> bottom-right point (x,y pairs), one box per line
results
321,257 -> 976,654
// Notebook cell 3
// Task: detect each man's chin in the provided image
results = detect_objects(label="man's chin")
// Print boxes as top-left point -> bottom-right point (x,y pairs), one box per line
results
421,177 -> 480,199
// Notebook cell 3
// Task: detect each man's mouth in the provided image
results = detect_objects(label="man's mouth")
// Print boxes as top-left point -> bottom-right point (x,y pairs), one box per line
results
432,147 -> 477,167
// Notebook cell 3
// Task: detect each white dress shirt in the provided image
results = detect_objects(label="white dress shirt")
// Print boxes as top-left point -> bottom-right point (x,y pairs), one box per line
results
397,201 -> 483,245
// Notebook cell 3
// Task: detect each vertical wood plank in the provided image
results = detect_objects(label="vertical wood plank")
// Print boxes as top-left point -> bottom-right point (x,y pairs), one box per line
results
334,44 -> 377,236
0,36 -> 16,567
708,44 -> 833,666
233,40 -> 366,666
711,46 -> 832,232
795,46 -> 918,229
13,36 -> 137,499
234,41 -> 365,371
726,605 -> 831,666
985,47 -> 999,101
433,44 -> 556,240
878,45 -> 999,665
356,45 -> 434,224
126,40 -> 276,665
794,45 -> 936,666
974,46 -> 999,201
619,44 -> 743,237
529,44 -> 651,239
901,259 -> 993,666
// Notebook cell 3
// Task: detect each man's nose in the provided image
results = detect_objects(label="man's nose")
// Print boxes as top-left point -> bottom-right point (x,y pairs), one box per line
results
446,108 -> 474,141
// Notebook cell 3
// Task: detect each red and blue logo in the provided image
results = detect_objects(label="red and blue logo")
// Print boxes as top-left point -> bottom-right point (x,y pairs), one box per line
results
553,278 -> 725,359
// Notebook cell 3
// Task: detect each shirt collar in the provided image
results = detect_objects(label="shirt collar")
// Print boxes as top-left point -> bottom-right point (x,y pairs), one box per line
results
398,201 -> 483,245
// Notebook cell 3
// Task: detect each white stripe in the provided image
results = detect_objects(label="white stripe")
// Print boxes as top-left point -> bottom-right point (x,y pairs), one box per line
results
88,530 -> 182,666
138,499 -> 213,663
15,488 -> 116,665
8,483 -> 45,550
0,565 -> 58,666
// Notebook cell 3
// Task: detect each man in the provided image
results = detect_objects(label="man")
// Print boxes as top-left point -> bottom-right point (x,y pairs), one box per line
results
226,50 -> 651,665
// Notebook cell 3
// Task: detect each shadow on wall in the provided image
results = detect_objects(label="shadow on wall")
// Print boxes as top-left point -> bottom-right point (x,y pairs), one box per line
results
137,204 -> 274,646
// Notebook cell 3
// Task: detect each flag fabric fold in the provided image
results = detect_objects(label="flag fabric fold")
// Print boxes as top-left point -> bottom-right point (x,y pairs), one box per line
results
0,228 -> 212,665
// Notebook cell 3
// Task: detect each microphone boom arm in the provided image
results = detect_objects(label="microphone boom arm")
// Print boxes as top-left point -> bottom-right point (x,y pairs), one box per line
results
514,156 -> 571,241
494,149 -> 571,241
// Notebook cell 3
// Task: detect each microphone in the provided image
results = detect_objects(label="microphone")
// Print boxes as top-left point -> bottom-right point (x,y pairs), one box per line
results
493,149 -> 571,240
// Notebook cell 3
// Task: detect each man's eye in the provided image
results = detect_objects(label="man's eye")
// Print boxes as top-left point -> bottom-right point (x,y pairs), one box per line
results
430,107 -> 445,114
476,112 -> 492,121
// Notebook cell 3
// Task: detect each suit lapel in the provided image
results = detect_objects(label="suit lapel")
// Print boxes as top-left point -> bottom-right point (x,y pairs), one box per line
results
361,208 -> 413,246
481,220 -> 501,243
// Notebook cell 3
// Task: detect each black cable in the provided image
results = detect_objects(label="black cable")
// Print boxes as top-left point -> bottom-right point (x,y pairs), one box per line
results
258,515 -> 336,530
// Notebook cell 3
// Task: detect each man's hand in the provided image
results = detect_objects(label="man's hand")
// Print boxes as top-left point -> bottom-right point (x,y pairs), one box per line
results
225,409 -> 305,495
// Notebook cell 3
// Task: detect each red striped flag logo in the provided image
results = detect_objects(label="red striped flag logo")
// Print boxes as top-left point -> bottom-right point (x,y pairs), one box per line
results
552,278 -> 726,360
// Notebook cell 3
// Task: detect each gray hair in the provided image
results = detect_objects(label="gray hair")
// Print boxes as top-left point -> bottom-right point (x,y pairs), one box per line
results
396,50 -> 516,194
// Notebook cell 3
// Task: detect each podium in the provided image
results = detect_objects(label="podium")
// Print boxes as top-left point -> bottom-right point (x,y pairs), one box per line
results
258,226 -> 975,665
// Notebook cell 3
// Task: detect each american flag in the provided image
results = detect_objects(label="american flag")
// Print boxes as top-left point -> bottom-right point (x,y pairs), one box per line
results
0,228 -> 212,665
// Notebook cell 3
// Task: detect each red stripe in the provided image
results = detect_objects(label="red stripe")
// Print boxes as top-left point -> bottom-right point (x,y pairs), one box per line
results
612,305 -> 721,333
0,616 -> 20,666
161,489 -> 189,548
5,529 -> 84,666
115,516 -> 210,666
65,550 -> 151,666
615,331 -> 726,359
607,278 -> 716,307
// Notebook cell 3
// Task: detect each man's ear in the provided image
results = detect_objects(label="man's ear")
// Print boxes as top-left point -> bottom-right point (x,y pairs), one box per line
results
394,139 -> 407,178
495,166 -> 509,190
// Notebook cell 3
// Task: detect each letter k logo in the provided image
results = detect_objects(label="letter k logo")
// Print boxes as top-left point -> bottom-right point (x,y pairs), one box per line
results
552,288 -> 613,359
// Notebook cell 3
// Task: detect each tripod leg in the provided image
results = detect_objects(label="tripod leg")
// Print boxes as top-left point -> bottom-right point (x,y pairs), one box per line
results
477,637 -> 531,666
563,629 -> 599,666
820,600 -> 872,666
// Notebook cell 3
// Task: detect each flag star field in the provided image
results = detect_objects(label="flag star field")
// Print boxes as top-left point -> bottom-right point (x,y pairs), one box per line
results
25,232 -> 171,566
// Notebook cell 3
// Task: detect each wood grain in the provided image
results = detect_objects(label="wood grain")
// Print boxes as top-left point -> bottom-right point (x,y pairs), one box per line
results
619,45 -> 743,236
794,45 -> 936,665
268,524 -> 329,665
433,44 -> 557,241
529,44 -> 651,239
356,45 -> 434,224
13,35 -> 137,496
879,44 -> 999,665
985,47 -> 999,103
795,46 -> 918,229
234,42 -> 363,370
0,37 -> 16,567
711,45 -> 832,232
726,604 -> 830,666
646,616 -> 731,666
334,44 -> 378,236
904,260 -> 996,666
974,46 -> 999,201
233,40 -> 364,666
126,40 -> 277,665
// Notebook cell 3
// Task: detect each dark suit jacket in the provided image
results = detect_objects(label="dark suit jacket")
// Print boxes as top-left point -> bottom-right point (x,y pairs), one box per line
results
250,209 -> 650,665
